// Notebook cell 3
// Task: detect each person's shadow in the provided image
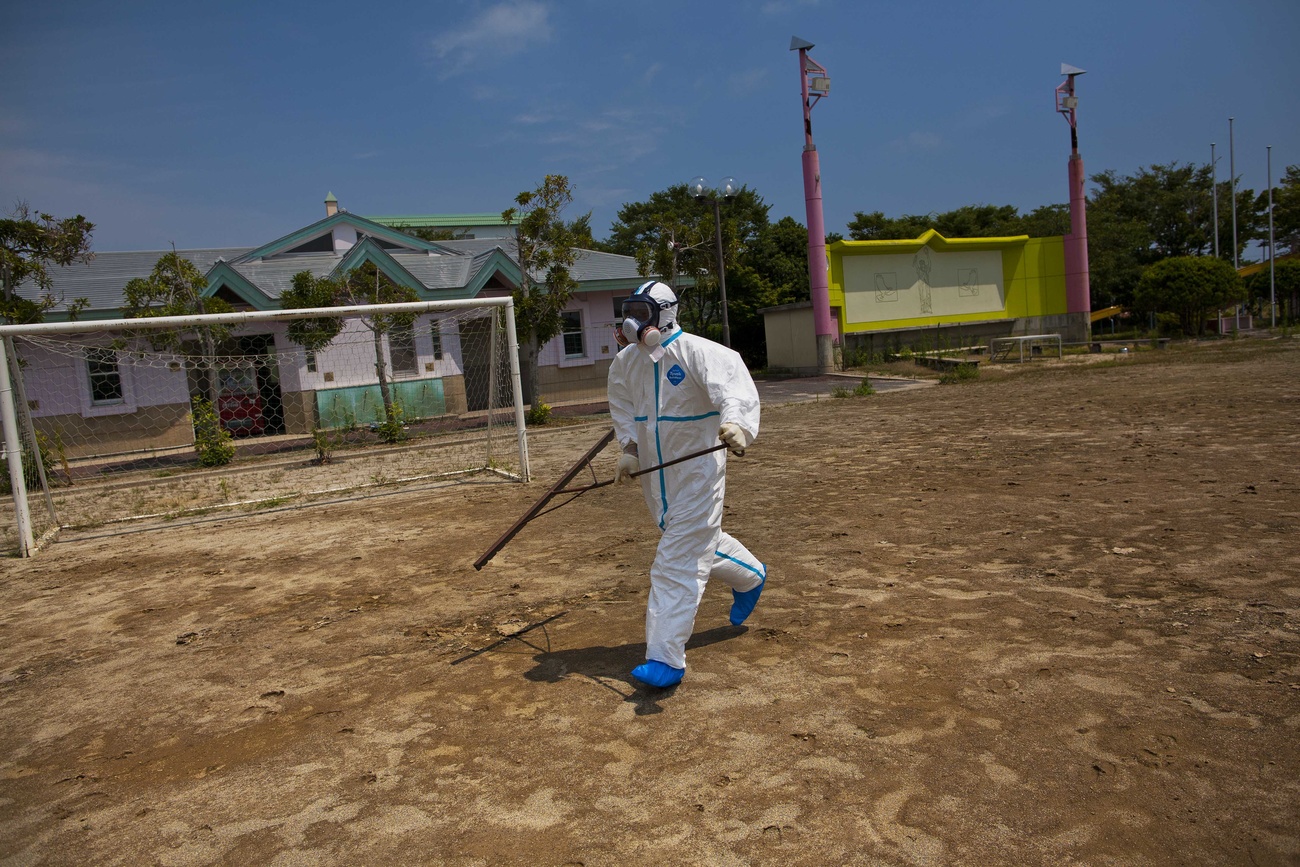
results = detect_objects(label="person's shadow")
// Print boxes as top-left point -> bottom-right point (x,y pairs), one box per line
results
523,624 -> 747,716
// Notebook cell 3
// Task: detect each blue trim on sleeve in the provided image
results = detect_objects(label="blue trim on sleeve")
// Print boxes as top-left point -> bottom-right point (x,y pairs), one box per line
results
658,411 -> 720,422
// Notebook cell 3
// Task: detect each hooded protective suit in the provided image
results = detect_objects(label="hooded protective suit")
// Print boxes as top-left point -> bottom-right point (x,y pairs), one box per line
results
608,282 -> 765,677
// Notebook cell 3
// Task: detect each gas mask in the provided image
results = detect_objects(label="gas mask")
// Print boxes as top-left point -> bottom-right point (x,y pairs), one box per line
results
620,281 -> 678,357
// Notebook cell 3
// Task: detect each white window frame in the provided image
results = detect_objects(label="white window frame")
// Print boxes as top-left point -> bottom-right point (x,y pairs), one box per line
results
388,322 -> 419,378
560,310 -> 586,360
79,347 -> 138,417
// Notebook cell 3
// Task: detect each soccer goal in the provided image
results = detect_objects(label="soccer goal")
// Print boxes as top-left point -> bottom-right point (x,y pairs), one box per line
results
0,298 -> 530,556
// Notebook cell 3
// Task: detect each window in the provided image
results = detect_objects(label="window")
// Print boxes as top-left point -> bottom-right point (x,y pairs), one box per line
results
305,350 -> 317,373
430,320 -> 443,360
86,349 -> 123,404
561,311 -> 585,358
390,324 -> 418,375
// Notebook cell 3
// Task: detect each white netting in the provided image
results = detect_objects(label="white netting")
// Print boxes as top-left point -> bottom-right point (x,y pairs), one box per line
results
0,302 -> 526,551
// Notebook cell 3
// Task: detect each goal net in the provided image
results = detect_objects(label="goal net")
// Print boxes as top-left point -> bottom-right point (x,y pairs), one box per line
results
0,298 -> 529,556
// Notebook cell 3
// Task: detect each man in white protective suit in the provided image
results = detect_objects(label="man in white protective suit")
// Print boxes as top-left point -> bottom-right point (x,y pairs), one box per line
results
607,280 -> 766,689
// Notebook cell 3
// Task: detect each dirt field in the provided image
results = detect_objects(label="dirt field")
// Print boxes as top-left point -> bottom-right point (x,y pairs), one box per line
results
2,339 -> 1298,866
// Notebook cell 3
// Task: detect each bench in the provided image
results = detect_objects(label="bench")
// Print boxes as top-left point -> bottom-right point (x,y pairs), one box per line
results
989,334 -> 1062,363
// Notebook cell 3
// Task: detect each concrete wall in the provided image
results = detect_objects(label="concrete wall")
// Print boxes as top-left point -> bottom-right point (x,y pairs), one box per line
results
32,403 -> 193,460
762,302 -> 819,373
537,357 -> 613,405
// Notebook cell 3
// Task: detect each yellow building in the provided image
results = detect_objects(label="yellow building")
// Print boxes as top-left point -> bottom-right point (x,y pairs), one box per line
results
763,230 -> 1087,372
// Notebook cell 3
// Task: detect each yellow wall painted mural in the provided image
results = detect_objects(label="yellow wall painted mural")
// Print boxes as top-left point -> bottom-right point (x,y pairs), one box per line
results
828,230 -> 1067,333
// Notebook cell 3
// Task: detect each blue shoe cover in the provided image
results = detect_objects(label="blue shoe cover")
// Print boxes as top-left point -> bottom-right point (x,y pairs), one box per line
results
631,660 -> 684,688
730,569 -> 766,626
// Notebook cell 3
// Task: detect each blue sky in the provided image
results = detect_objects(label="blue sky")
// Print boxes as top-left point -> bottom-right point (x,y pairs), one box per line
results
2,0 -> 1296,257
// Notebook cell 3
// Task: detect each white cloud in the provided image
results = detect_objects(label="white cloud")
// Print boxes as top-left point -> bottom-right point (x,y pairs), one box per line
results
891,131 -> 942,151
760,0 -> 822,15
511,103 -> 671,175
728,67 -> 768,96
431,1 -> 553,69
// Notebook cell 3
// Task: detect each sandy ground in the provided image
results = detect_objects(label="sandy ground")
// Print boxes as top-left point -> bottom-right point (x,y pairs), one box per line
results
1,339 -> 1298,866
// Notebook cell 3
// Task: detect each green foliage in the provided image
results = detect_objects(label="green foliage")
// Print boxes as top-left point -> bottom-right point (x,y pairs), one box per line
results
374,401 -> 407,443
281,271 -> 344,351
525,400 -> 552,426
399,226 -> 468,242
1134,256 -> 1244,336
831,376 -> 876,399
190,396 -> 235,467
281,262 -> 418,435
503,175 -> 584,403
1245,259 -> 1300,320
312,428 -> 336,464
0,202 -> 94,323
0,431 -> 58,495
504,175 -> 583,347
123,251 -> 234,404
605,184 -> 802,367
122,252 -> 235,337
1088,163 -> 1261,309
1265,164 -> 1300,255
938,363 -> 980,384
846,203 -> 1059,241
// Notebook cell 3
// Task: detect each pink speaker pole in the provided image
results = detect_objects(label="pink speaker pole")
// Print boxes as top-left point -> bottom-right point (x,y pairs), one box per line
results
1055,64 -> 1092,327
792,36 -> 837,373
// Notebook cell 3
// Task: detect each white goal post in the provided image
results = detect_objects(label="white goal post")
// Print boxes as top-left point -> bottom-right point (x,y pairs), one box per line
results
0,297 -> 530,557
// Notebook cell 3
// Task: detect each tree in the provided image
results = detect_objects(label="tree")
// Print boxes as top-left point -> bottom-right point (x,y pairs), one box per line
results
605,183 -> 771,345
1088,163 -> 1262,309
502,175 -> 583,406
1245,258 -> 1300,324
122,251 -> 234,405
605,184 -> 712,292
1264,164 -> 1300,255
1133,256 -> 1243,336
0,202 -> 93,324
1019,204 -> 1071,238
724,216 -> 813,367
845,203 -> 1066,242
281,261 -> 419,440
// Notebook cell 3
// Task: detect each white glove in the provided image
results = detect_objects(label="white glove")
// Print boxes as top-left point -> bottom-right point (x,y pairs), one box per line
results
719,422 -> 750,456
615,451 -> 640,484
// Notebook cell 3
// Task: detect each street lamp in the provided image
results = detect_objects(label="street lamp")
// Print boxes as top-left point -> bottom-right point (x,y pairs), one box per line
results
1055,63 -> 1091,337
690,175 -> 739,347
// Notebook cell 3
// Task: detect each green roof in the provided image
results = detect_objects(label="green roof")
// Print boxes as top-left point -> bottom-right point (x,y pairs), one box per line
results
367,213 -> 510,228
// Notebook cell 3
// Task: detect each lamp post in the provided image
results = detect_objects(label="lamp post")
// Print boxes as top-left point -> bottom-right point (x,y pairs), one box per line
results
1211,143 -> 1219,259
689,175 -> 738,348
1268,144 -> 1276,328
1055,63 -> 1091,340
791,35 -> 836,373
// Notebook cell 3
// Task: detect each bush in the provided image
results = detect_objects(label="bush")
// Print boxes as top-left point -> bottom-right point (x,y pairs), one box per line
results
832,377 -> 875,399
0,433 -> 57,494
374,402 -> 407,444
938,363 -> 980,384
526,400 -> 552,426
312,428 -> 335,465
191,396 -> 235,467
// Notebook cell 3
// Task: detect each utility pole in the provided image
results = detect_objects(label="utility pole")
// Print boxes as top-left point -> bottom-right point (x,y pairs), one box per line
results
1211,143 -> 1219,259
791,36 -> 836,373
1230,118 -> 1240,330
1268,145 -> 1276,328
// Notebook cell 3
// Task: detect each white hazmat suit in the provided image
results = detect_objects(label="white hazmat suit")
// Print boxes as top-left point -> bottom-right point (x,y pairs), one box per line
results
608,281 -> 765,687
